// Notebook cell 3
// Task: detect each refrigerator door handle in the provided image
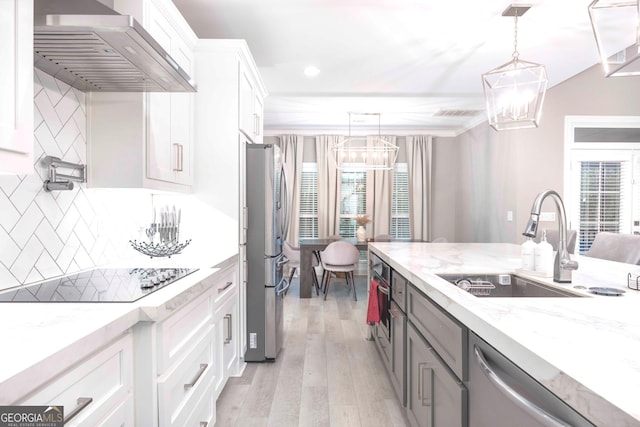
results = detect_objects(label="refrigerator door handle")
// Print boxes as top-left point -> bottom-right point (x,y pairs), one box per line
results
277,254 -> 290,267
275,277 -> 290,295
279,166 -> 290,242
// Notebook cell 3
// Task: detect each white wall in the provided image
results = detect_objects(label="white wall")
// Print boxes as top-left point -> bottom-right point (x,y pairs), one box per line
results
448,64 -> 640,244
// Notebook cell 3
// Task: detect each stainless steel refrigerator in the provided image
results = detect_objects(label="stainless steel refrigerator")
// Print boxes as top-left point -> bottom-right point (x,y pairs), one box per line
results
244,143 -> 289,362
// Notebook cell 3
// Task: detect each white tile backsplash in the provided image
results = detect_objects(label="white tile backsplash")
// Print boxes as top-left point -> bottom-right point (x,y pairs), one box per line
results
0,72 -> 154,291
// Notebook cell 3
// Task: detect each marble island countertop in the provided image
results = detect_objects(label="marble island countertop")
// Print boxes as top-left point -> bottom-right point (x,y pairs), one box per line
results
0,254 -> 237,405
369,242 -> 640,427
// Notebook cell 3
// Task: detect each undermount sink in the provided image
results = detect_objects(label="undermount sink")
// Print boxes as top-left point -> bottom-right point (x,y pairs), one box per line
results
436,274 -> 584,298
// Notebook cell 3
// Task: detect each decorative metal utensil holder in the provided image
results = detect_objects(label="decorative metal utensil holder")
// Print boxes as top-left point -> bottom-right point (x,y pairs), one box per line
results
130,238 -> 192,258
130,208 -> 190,258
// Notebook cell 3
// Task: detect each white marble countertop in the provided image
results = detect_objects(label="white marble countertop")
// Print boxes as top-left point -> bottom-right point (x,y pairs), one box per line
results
0,253 -> 238,405
369,242 -> 640,427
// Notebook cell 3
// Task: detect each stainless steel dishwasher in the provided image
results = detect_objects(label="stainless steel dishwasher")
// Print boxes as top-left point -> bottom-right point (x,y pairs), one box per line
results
468,332 -> 595,427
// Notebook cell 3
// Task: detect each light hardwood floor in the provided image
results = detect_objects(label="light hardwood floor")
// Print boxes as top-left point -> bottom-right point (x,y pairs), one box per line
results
215,274 -> 410,427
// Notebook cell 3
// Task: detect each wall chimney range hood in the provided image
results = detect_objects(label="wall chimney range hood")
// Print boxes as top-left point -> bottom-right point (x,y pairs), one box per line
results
34,0 -> 196,92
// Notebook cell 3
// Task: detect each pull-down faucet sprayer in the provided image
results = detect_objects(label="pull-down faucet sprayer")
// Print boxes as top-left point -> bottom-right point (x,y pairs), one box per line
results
523,190 -> 578,283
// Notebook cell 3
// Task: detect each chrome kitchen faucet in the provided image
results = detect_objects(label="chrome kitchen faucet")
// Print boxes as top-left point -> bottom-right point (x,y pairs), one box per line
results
523,190 -> 579,283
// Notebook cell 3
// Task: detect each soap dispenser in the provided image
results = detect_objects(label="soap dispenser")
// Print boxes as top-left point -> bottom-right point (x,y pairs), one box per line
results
534,230 -> 553,275
521,237 -> 536,271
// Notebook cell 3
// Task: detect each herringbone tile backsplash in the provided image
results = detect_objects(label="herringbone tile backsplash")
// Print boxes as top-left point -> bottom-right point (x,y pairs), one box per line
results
0,70 -> 239,292
0,70 -> 151,291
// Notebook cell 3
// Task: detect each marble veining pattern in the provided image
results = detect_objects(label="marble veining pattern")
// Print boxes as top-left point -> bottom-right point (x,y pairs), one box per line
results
369,242 -> 640,427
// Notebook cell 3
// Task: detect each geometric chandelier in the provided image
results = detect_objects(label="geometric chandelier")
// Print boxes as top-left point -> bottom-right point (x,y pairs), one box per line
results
481,4 -> 548,131
588,0 -> 640,77
332,112 -> 398,170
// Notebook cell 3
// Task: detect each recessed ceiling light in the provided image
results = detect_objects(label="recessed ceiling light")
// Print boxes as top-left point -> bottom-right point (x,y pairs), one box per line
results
304,65 -> 320,77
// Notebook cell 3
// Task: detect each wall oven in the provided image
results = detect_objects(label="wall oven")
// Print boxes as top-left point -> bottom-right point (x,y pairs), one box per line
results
370,252 -> 392,360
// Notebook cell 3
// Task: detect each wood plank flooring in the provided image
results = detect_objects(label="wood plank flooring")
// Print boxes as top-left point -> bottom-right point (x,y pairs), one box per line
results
215,275 -> 410,427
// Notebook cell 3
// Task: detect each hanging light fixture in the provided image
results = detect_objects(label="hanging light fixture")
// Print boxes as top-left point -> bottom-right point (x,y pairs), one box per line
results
332,113 -> 398,170
589,0 -> 640,77
482,4 -> 548,131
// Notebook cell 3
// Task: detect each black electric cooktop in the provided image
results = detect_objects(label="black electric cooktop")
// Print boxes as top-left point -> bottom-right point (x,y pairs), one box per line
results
0,268 -> 198,303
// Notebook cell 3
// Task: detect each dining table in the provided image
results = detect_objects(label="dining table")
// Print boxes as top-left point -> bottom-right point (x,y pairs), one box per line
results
298,238 -> 369,298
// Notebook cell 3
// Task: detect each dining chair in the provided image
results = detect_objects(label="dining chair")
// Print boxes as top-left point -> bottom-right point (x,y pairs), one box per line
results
319,240 -> 361,301
374,234 -> 393,241
585,232 -> 640,264
283,240 -> 320,296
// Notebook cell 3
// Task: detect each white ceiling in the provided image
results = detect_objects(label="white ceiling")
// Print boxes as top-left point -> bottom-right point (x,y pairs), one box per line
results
171,0 -> 601,135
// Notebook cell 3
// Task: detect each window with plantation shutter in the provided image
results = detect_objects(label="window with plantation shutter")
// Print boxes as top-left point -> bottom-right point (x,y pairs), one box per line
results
571,159 -> 630,253
339,170 -> 367,237
565,117 -> 640,255
299,163 -> 318,239
392,163 -> 411,240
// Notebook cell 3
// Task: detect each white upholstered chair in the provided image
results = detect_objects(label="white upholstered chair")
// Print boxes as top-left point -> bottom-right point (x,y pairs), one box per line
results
585,232 -> 640,264
374,234 -> 393,242
319,240 -> 361,301
283,240 -> 320,296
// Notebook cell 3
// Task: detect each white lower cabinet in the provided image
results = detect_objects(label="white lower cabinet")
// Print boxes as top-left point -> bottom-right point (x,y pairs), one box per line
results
213,264 -> 240,396
20,334 -> 134,426
157,325 -> 216,427
133,260 -> 240,426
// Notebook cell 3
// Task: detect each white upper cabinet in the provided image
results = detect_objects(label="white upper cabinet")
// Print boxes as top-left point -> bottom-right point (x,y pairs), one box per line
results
239,57 -> 266,144
192,39 -> 267,213
0,0 -> 33,174
88,0 -> 195,192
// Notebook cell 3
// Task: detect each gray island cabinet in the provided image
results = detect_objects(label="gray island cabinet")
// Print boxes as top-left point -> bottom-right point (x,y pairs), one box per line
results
369,242 -> 640,427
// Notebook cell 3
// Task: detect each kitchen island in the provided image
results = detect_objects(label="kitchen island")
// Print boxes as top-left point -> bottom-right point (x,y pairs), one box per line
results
369,242 -> 640,427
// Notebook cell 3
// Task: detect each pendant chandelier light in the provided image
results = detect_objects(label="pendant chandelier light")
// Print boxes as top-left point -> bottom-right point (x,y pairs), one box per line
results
481,4 -> 548,131
332,113 -> 398,170
589,0 -> 640,77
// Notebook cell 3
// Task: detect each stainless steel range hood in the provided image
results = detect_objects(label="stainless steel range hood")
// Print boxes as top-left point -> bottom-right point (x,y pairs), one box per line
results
34,0 -> 196,92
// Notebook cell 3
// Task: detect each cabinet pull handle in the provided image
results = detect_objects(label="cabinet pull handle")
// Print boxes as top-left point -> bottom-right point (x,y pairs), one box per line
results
377,283 -> 390,296
172,143 -> 184,172
417,362 -> 433,407
473,345 -> 570,427
253,113 -> 260,135
64,397 -> 93,424
219,281 -> 234,293
224,313 -> 233,344
184,363 -> 208,390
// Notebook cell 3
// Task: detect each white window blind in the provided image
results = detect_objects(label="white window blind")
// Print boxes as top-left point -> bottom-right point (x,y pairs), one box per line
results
392,163 -> 411,240
339,170 -> 367,237
570,158 -> 631,253
299,163 -> 318,239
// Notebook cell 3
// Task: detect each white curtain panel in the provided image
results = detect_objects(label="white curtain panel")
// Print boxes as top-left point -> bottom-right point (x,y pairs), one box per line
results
367,135 -> 396,238
406,135 -> 432,241
316,135 -> 343,238
277,135 -> 304,246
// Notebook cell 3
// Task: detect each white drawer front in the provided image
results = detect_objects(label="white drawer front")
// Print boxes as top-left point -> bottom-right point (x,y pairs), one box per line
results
212,267 -> 237,306
95,395 -> 134,427
185,380 -> 215,427
21,334 -> 133,426
158,325 -> 216,427
157,289 -> 213,373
